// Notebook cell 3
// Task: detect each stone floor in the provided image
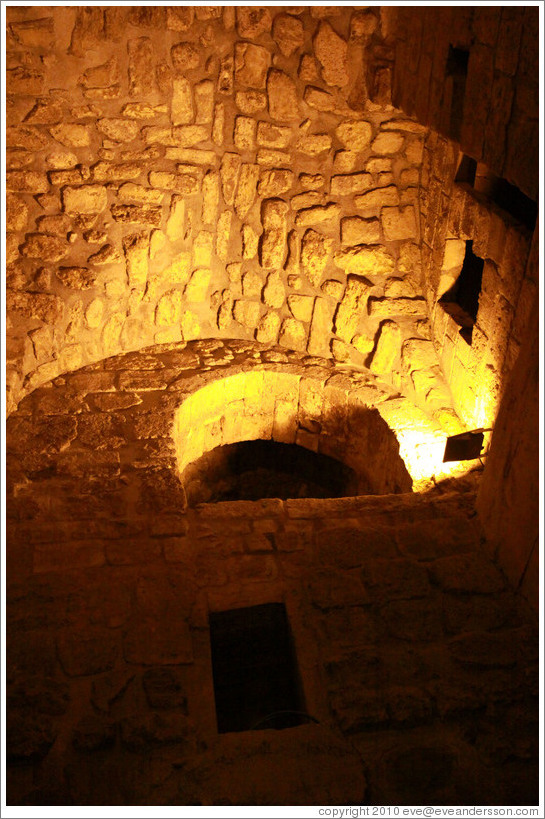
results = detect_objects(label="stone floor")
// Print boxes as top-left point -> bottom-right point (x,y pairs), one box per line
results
6,341 -> 539,806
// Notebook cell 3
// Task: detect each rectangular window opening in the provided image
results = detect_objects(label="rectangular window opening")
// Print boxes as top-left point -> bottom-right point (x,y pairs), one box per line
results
209,602 -> 306,734
439,239 -> 484,345
446,46 -> 469,141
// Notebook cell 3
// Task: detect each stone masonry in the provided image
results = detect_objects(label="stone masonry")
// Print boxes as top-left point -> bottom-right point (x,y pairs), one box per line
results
5,340 -> 539,806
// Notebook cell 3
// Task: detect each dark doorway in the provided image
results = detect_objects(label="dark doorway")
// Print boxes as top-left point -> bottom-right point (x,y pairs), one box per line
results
183,439 -> 360,505
209,603 -> 306,734
439,239 -> 484,344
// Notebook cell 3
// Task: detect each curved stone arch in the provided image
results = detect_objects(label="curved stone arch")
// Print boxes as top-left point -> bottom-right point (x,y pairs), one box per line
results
170,346 -> 469,496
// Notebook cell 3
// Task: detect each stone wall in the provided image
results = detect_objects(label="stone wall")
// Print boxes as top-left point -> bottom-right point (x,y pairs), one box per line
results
6,341 -> 539,806
419,133 -> 535,430
7,5 -> 437,417
391,6 -> 539,200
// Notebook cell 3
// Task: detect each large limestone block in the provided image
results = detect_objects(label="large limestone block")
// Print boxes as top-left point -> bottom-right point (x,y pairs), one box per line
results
263,272 -> 286,309
256,311 -> 280,344
301,229 -> 333,287
288,295 -> 314,323
304,85 -> 336,112
371,131 -> 404,154
260,199 -> 288,268
7,126 -> 48,152
234,42 -> 270,89
368,297 -> 427,318
331,173 -> 373,196
308,297 -> 335,357
257,122 -> 292,149
185,269 -> 211,303
171,41 -> 200,71
234,116 -> 256,150
50,123 -> 90,147
56,266 -> 96,289
401,338 -> 439,372
236,90 -> 267,114
97,118 -> 139,142
193,231 -> 213,267
128,37 -> 155,96
279,317 -> 307,352
334,245 -> 395,276
80,56 -> 119,89
201,170 -> 219,224
355,185 -> 400,211
6,194 -> 28,231
370,320 -> 402,374
314,21 -> 349,87
295,203 -> 340,227
6,290 -> 64,323
234,163 -> 259,219
242,225 -> 259,259
381,205 -> 417,241
156,290 -> 183,326
272,13 -> 305,56
172,76 -> 194,125
233,299 -> 261,329
195,80 -> 214,124
166,196 -> 185,241
62,185 -> 108,214
236,7 -> 272,38
296,134 -> 332,155
341,216 -> 381,246
118,183 -> 163,204
220,153 -> 241,206
216,210 -> 232,260
7,170 -> 49,193
334,275 -> 371,342
111,204 -> 162,226
258,168 -> 294,197
123,232 -> 149,288
336,120 -> 373,150
20,233 -> 68,262
267,69 -> 299,121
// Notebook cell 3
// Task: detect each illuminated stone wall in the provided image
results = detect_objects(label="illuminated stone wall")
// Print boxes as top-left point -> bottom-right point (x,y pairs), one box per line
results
6,341 -> 538,806
7,5 -> 437,416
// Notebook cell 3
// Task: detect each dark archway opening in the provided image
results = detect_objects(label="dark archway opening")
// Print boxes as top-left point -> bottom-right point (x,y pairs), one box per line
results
183,439 -> 361,505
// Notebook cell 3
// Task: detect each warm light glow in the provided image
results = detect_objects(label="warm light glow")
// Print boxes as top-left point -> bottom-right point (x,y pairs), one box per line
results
173,369 -> 477,494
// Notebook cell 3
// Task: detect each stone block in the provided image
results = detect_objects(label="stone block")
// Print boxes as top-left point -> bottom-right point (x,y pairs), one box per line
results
336,120 -> 373,151
429,552 -> 505,594
235,42 -> 270,89
260,198 -> 288,268
236,90 -> 267,114
368,296 -> 427,318
267,69 -> 299,121
331,173 -> 373,196
234,163 -> 259,219
314,21 -> 349,87
361,558 -> 431,601
278,318 -> 307,352
301,229 -> 333,287
381,205 -> 418,240
142,667 -> 189,710
123,617 -> 193,665
272,13 -> 305,57
57,628 -> 119,676
341,216 -> 381,245
128,37 -> 155,96
334,275 -> 371,343
62,185 -> 108,214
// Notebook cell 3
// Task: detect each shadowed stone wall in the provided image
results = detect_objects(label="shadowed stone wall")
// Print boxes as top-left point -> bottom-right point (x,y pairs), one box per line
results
6,342 -> 539,806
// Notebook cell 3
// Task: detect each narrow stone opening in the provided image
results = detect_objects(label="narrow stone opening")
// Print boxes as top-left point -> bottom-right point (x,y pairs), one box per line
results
456,156 -> 538,231
209,603 -> 306,734
445,46 -> 469,140
183,440 -> 360,505
439,239 -> 484,345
